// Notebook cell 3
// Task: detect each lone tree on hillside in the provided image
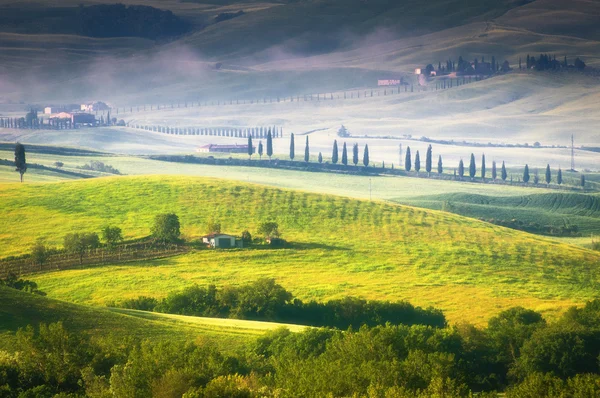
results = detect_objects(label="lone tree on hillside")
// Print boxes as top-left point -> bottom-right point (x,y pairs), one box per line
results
405,146 -> 412,172
266,130 -> 273,160
318,152 -> 323,164
363,144 -> 369,167
581,174 -> 586,188
425,145 -> 432,176
258,141 -> 264,159
289,133 -> 295,161
102,226 -> 123,249
501,161 -> 507,181
492,161 -> 497,181
332,140 -> 339,164
304,136 -> 310,163
545,164 -> 551,185
557,167 -> 563,185
32,239 -> 49,269
152,213 -> 181,243
523,164 -> 530,183
14,142 -> 27,182
64,232 -> 100,264
458,159 -> 464,179
247,135 -> 253,160
469,153 -> 476,180
415,151 -> 421,175
437,155 -> 443,175
481,154 -> 486,180
352,143 -> 359,166
258,222 -> 280,240
342,142 -> 348,166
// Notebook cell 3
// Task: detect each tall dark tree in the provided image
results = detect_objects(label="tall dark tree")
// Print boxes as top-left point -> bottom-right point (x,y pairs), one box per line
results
289,133 -> 295,161
304,136 -> 310,162
152,213 -> 181,243
318,152 -> 323,164
581,174 -> 586,188
414,151 -> 421,174
363,144 -> 369,167
258,141 -> 264,159
545,164 -> 551,185
405,146 -> 412,172
14,142 -> 27,183
523,164 -> 530,183
492,161 -> 497,181
437,155 -> 443,175
425,144 -> 432,176
266,130 -> 273,160
342,142 -> 348,166
557,167 -> 563,185
481,154 -> 486,180
458,159 -> 464,179
332,140 -> 339,164
501,161 -> 507,181
469,153 -> 476,180
247,135 -> 253,159
352,143 -> 359,166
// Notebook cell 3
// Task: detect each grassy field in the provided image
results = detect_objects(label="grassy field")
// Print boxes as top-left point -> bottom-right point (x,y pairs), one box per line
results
0,285 -> 305,352
1,175 -> 600,326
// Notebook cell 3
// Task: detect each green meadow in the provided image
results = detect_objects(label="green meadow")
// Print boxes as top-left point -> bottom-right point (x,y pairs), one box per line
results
1,175 -> 599,326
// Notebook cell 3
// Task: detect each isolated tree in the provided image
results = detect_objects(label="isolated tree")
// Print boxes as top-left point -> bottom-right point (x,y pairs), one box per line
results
32,239 -> 49,269
501,161 -> 508,181
533,169 -> 539,185
304,136 -> 310,162
481,154 -> 486,180
492,161 -> 497,181
266,131 -> 273,160
289,133 -> 295,161
458,159 -> 464,179
14,142 -> 27,182
469,153 -> 476,180
545,164 -> 551,185
342,142 -> 348,166
437,155 -> 443,175
332,140 -> 339,164
318,152 -> 323,164
352,143 -> 359,166
257,222 -> 279,240
581,174 -> 586,188
414,151 -> 421,174
64,232 -> 100,264
258,141 -> 264,159
557,167 -> 563,185
247,135 -> 253,159
523,164 -> 530,183
152,213 -> 181,243
102,226 -> 123,249
362,144 -> 369,167
425,145 -> 432,175
405,146 -> 412,172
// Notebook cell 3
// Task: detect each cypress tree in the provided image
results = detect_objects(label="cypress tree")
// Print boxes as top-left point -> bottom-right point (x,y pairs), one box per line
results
363,144 -> 369,167
266,130 -> 273,160
581,174 -> 586,188
352,143 -> 359,166
523,164 -> 530,183
258,141 -> 263,159
437,155 -> 443,174
405,146 -> 412,172
289,133 -> 295,161
501,161 -> 507,181
318,152 -> 323,164
458,159 -> 464,179
342,142 -> 348,166
481,154 -> 486,180
425,144 -> 432,176
469,153 -> 476,180
332,140 -> 339,164
557,167 -> 563,185
248,135 -> 253,159
415,151 -> 421,174
492,161 -> 497,181
304,136 -> 310,162
545,164 -> 551,185
14,142 -> 27,183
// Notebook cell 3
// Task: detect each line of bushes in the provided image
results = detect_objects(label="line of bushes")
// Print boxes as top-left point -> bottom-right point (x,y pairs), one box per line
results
111,278 -> 446,329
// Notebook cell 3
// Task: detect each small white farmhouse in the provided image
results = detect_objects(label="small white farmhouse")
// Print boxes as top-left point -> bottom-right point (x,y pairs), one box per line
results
202,233 -> 242,249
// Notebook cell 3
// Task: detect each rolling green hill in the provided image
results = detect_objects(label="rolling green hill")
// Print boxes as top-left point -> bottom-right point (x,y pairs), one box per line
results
2,175 -> 600,325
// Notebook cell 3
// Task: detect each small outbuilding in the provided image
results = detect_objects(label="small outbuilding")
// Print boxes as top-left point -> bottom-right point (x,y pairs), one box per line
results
202,233 -> 243,248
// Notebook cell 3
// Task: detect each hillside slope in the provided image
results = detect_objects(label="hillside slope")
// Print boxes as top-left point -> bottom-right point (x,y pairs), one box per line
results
2,175 -> 600,324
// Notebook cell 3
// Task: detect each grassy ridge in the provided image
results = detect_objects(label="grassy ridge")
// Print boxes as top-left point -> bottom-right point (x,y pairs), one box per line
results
2,175 -> 600,325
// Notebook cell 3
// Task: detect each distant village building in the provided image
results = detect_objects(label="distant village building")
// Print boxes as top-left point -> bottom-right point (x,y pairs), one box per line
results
81,101 -> 110,112
50,112 -> 96,126
44,104 -> 80,114
414,68 -> 422,75
202,233 -> 243,248
196,144 -> 254,154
